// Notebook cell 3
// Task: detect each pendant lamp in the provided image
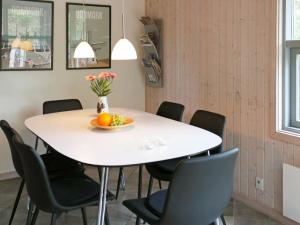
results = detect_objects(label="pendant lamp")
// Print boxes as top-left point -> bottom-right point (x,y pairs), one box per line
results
111,0 -> 137,60
74,0 -> 95,59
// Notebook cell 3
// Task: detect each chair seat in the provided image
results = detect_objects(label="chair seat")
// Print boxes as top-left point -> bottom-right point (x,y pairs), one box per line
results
146,163 -> 173,181
41,150 -> 84,178
155,158 -> 184,172
51,174 -> 114,207
123,198 -> 160,224
146,190 -> 167,216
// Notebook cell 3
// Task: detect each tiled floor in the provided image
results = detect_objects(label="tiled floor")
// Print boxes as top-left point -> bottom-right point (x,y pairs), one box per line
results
0,166 -> 282,225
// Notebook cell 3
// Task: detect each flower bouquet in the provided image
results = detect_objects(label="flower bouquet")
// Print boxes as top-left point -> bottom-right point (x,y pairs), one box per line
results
86,72 -> 117,113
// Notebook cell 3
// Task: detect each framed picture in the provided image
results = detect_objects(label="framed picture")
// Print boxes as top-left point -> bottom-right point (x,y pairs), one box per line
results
0,0 -> 53,71
66,3 -> 111,70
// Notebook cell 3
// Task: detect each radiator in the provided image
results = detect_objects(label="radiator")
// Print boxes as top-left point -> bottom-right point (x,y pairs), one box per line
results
283,163 -> 300,223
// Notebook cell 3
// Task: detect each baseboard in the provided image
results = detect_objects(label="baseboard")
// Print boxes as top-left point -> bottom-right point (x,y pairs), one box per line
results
0,171 -> 19,181
234,193 -> 300,225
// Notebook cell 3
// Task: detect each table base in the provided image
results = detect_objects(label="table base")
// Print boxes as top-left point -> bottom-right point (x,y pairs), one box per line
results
97,167 -> 109,225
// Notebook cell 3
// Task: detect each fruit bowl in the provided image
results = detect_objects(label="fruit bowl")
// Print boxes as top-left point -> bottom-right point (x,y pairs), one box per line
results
90,117 -> 134,130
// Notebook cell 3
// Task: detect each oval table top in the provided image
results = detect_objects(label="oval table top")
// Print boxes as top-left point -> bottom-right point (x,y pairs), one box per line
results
25,108 -> 222,167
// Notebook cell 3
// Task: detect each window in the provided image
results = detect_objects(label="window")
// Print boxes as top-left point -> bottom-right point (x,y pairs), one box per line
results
282,0 -> 300,133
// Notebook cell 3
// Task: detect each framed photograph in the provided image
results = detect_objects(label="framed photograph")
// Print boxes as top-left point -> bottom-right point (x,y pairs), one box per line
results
66,3 -> 111,70
0,0 -> 53,71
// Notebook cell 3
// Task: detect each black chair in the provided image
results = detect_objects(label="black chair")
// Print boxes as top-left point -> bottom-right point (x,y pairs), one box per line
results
0,120 -> 85,225
12,135 -> 114,225
43,99 -> 83,114
115,101 -> 185,199
38,99 -> 83,153
36,99 -> 85,176
123,148 -> 239,225
145,110 -> 226,196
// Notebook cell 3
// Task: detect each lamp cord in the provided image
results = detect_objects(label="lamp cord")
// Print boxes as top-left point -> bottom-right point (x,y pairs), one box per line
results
122,0 -> 126,38
83,0 -> 86,41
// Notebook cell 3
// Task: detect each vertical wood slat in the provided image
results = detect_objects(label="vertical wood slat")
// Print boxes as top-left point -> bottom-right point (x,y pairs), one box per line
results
255,0 -> 266,204
145,0 -> 298,219
247,0 -> 258,201
239,0 -> 250,197
233,0 -> 242,194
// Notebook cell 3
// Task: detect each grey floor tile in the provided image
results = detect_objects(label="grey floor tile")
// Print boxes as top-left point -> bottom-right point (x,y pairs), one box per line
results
0,166 -> 282,225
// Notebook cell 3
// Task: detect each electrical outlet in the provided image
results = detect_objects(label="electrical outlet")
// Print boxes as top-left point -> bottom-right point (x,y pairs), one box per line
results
256,177 -> 264,191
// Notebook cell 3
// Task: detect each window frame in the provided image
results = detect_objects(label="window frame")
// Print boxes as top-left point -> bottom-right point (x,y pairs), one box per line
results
282,0 -> 300,133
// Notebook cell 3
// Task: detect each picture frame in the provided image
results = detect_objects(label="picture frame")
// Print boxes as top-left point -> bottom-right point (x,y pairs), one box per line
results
66,3 -> 111,70
0,0 -> 54,71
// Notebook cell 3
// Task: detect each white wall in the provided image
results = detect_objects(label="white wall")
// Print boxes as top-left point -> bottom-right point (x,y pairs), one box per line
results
0,0 -> 145,174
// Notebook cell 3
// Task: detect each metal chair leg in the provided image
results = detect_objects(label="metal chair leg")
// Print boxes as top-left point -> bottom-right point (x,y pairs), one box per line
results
8,179 -> 25,225
147,176 -> 153,197
116,167 -> 123,199
34,137 -> 39,150
136,165 -> 143,225
25,200 -> 34,225
105,207 -> 110,225
138,165 -> 143,199
214,217 -> 220,225
220,214 -> 226,225
81,208 -> 88,225
50,213 -> 57,225
29,209 -> 39,225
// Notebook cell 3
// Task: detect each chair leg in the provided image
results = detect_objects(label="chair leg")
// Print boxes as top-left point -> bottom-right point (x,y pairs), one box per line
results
50,214 -> 57,225
138,165 -> 143,199
29,209 -> 39,225
81,208 -> 88,225
220,214 -> 226,225
147,176 -> 153,197
116,167 -> 123,199
135,165 -> 143,225
25,200 -> 34,225
158,180 -> 162,189
34,137 -> 39,150
8,179 -> 25,225
105,207 -> 110,225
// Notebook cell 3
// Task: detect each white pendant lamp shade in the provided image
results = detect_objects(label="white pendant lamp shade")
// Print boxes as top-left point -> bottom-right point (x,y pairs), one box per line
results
112,0 -> 137,60
74,41 -> 95,59
112,38 -> 137,60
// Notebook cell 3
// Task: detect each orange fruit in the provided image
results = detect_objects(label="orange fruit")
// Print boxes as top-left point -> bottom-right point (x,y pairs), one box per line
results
97,113 -> 112,126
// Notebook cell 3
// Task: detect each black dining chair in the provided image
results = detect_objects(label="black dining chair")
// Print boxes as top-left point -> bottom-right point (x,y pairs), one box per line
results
0,120 -> 86,225
115,101 -> 185,199
35,99 -> 85,175
43,99 -> 83,114
123,148 -> 239,225
12,135 -> 114,225
145,109 -> 226,196
36,99 -> 83,153
0,120 -> 88,225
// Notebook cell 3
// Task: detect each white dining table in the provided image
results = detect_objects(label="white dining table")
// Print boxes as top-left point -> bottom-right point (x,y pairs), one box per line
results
25,108 -> 222,225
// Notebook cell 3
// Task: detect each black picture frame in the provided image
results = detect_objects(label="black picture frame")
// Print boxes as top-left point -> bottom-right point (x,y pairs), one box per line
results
0,0 -> 54,71
66,3 -> 111,70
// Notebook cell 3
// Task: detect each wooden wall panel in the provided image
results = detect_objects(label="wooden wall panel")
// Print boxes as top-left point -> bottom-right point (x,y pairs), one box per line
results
145,0 -> 300,222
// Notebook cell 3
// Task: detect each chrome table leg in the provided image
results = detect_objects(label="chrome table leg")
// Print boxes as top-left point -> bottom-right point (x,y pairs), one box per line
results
120,169 -> 126,190
97,167 -> 109,225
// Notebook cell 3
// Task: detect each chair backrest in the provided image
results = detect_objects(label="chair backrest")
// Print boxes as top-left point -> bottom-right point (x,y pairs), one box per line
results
160,148 -> 239,225
156,101 -> 185,122
190,110 -> 226,154
43,99 -> 83,114
0,120 -> 24,177
12,135 -> 61,213
42,99 -> 83,149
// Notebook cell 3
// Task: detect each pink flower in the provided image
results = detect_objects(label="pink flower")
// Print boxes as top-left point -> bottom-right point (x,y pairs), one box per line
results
98,72 -> 117,79
85,75 -> 97,81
